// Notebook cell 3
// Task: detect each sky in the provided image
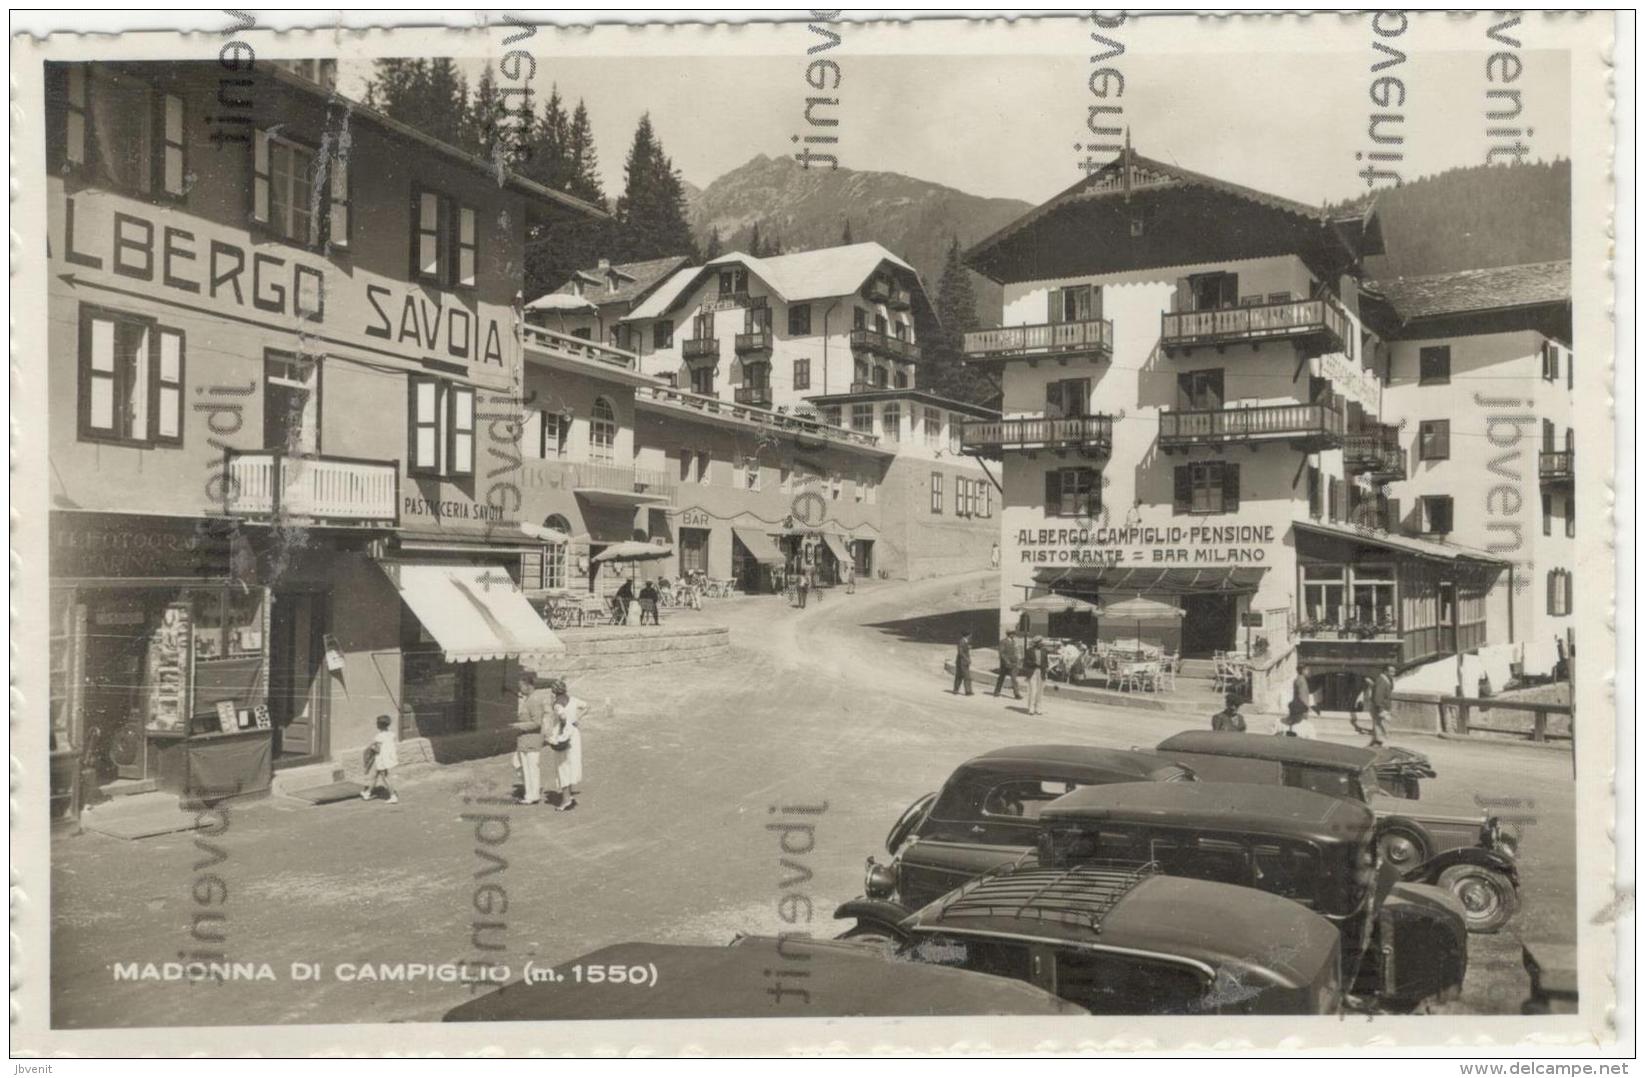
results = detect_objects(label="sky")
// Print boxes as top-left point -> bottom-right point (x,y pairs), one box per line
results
337,12 -> 1574,210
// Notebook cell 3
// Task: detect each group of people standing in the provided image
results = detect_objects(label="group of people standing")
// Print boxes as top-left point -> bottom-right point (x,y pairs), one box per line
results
514,670 -> 586,810
952,629 -> 1049,716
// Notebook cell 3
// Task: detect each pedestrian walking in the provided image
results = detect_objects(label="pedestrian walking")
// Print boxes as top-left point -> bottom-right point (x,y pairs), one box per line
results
993,628 -> 1024,699
546,678 -> 585,811
797,568 -> 810,609
1210,691 -> 1247,732
1368,663 -> 1396,746
638,581 -> 661,625
989,542 -> 1001,570
1024,636 -> 1048,716
844,561 -> 856,595
514,670 -> 551,804
952,631 -> 974,695
359,714 -> 400,804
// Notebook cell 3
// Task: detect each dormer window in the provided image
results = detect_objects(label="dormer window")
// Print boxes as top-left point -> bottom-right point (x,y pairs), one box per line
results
718,268 -> 748,296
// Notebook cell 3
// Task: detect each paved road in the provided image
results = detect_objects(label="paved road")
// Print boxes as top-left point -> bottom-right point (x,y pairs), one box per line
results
49,572 -> 1575,1026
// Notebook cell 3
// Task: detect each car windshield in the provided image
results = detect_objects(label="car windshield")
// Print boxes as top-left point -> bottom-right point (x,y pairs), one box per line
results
1283,764 -> 1366,802
932,773 -> 1084,822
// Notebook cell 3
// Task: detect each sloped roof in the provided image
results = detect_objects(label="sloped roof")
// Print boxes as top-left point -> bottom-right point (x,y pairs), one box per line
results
523,293 -> 597,313
546,255 -> 692,309
624,243 -> 923,321
1365,261 -> 1571,322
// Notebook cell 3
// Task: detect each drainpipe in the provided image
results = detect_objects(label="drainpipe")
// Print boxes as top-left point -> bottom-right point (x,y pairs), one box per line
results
821,299 -> 841,395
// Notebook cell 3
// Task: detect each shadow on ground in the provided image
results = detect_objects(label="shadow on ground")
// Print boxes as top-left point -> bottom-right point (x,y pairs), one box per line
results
866,606 -> 1001,649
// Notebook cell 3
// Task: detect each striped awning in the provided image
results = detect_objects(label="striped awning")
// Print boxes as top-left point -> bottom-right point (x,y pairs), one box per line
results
1033,566 -> 1266,595
379,561 -> 564,663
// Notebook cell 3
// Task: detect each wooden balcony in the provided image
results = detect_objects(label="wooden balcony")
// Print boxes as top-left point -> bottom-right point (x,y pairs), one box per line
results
866,279 -> 892,303
1160,297 -> 1350,355
1344,426 -> 1406,481
961,414 -> 1114,457
1158,402 -> 1345,453
734,385 -> 773,407
849,327 -> 921,363
682,337 -> 720,363
963,319 -> 1113,364
734,330 -> 772,355
1539,450 -> 1574,484
889,286 -> 913,311
224,452 -> 398,526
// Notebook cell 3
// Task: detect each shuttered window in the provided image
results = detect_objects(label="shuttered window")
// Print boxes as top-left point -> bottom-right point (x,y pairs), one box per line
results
77,306 -> 184,447
64,65 -> 88,165
1045,468 -> 1100,518
1176,369 -> 1224,411
408,377 -> 476,477
1173,461 -> 1238,515
160,93 -> 186,196
1418,420 -> 1450,461
457,206 -> 478,288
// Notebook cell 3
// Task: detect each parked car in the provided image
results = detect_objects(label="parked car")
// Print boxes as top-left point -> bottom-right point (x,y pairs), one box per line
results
890,861 -> 1346,1015
835,745 -> 1193,939
1153,731 -> 1520,932
1034,781 -> 1469,1012
443,936 -> 1085,1020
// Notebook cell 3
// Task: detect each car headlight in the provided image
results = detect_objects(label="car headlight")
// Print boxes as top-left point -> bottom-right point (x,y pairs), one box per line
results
865,858 -> 897,899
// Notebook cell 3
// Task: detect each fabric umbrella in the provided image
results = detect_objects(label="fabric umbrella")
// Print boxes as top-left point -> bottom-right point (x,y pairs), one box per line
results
590,540 -> 676,585
1010,594 -> 1103,615
1101,595 -> 1185,649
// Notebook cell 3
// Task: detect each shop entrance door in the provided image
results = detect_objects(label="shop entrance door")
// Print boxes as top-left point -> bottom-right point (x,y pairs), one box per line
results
1180,593 -> 1237,658
269,593 -> 328,767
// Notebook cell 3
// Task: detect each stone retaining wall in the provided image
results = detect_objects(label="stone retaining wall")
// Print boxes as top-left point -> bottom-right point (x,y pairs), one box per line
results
527,626 -> 731,674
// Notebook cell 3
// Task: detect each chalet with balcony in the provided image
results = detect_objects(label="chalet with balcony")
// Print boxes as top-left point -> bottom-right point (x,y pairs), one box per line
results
524,255 -> 690,349
962,145 -> 1534,710
44,59 -> 603,798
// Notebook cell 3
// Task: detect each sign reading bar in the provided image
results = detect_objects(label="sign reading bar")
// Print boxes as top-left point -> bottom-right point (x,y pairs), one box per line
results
1017,524 -> 1278,566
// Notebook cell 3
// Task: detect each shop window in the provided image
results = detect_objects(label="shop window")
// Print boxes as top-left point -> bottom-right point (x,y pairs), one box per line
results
1419,345 -> 1451,385
654,320 -> 674,349
401,613 -> 476,738
851,404 -> 874,433
1420,495 -> 1453,535
882,404 -> 901,441
589,397 -> 617,464
407,187 -> 478,288
59,66 -> 188,199
1046,468 -> 1100,519
1173,461 -> 1238,515
931,472 -> 944,514
1176,369 -> 1224,411
793,358 -> 811,390
1303,565 -> 1345,626
78,306 -> 185,447
1418,420 -> 1450,460
788,303 -> 812,336
407,376 -> 475,478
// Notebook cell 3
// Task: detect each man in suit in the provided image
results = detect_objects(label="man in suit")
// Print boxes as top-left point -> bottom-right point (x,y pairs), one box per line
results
993,629 -> 1023,699
952,631 -> 974,695
1368,664 -> 1396,746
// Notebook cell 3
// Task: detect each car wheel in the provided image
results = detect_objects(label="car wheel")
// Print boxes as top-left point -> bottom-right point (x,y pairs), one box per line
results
1377,825 -> 1430,871
837,924 -> 903,954
1437,863 -> 1519,933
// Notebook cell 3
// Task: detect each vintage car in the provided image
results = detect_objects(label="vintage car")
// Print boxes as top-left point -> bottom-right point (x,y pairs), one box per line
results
835,745 -> 1193,938
1153,731 -> 1520,932
889,861 -> 1346,1015
443,936 -> 1085,1020
1034,781 -> 1469,1012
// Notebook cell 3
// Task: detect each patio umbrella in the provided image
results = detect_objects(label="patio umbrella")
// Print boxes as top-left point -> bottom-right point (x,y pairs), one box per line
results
590,540 -> 676,583
1010,594 -> 1103,615
1101,595 -> 1185,647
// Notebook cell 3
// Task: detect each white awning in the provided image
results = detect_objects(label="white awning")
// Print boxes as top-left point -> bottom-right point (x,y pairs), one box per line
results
379,561 -> 565,663
732,528 -> 784,566
820,532 -> 852,563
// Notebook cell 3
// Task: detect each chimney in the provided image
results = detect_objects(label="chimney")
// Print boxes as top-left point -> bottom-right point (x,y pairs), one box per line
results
598,258 -> 611,272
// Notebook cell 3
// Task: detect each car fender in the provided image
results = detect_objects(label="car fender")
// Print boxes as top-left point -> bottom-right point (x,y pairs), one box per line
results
1374,814 -> 1437,857
1407,846 -> 1520,889
832,897 -> 914,938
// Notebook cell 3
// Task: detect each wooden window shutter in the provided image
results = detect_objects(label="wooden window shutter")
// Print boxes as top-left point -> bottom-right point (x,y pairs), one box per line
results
1047,288 -> 1062,324
64,65 -> 89,166
251,129 -> 271,223
1542,419 -> 1554,452
328,150 -> 350,247
1546,570 -> 1555,616
1090,468 -> 1103,513
1172,465 -> 1192,513
160,93 -> 186,196
1222,462 -> 1241,512
1044,469 -> 1062,514
1174,277 -> 1190,313
1307,465 -> 1321,517
1045,379 -> 1063,416
1089,285 -> 1103,322
1176,372 -> 1194,409
1385,497 -> 1401,534
1331,476 -> 1347,522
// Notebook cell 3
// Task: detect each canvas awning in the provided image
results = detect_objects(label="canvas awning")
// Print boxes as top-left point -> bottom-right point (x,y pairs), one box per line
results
820,532 -> 852,564
1033,565 -> 1267,595
379,561 -> 564,663
1292,520 -> 1505,565
732,527 -> 784,566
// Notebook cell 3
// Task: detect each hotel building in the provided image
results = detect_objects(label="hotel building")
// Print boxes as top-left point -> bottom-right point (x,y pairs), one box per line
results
963,152 -> 1570,708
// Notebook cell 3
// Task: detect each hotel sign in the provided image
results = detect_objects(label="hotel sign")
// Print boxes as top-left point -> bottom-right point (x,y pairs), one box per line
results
51,186 -> 512,386
1017,523 -> 1279,566
1312,354 -> 1380,412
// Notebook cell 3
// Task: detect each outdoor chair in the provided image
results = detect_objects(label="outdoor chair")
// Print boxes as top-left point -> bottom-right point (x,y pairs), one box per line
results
1157,652 -> 1179,691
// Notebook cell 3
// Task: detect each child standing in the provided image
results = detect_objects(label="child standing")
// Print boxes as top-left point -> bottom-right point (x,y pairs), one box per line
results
360,714 -> 400,804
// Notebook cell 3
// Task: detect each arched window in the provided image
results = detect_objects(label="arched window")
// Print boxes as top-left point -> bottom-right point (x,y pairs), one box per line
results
590,397 -> 617,463
540,515 -> 573,590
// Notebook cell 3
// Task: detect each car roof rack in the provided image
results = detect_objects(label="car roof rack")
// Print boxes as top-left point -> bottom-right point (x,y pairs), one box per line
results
932,860 -> 1159,934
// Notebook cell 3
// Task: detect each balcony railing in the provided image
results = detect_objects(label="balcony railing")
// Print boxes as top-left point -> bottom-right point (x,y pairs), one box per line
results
224,452 -> 399,526
734,385 -> 773,407
636,384 -> 884,451
1343,427 -> 1407,480
1158,402 -> 1345,452
682,337 -> 720,363
889,286 -> 913,311
527,459 -> 675,502
963,319 -> 1114,363
1539,450 -> 1574,483
961,414 -> 1114,456
866,279 -> 892,303
1160,297 -> 1350,354
522,325 -> 639,371
849,327 -> 921,363
734,330 -> 772,354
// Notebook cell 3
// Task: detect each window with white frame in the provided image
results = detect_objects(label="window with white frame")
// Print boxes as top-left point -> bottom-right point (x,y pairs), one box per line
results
1303,565 -> 1346,626
930,472 -> 944,513
520,409 -> 565,459
590,397 -> 617,463
851,404 -> 874,433
409,187 -> 478,288
408,376 -> 475,477
924,407 -> 942,448
78,306 -> 184,447
62,67 -> 188,200
949,417 -> 963,454
882,404 -> 901,442
1350,564 -> 1396,626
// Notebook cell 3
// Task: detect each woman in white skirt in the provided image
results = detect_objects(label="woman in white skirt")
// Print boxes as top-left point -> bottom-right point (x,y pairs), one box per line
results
546,678 -> 585,811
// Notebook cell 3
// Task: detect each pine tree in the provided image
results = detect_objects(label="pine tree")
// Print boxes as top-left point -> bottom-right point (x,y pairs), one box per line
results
704,226 -> 723,259
926,235 -> 997,406
840,218 -> 854,245
464,64 -> 505,162
747,221 -> 763,258
565,100 -> 604,204
613,113 -> 698,262
519,85 -> 570,191
423,59 -> 469,148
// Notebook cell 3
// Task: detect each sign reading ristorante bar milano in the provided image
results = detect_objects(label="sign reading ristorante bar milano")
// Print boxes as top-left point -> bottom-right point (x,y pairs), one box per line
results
52,187 -> 510,382
1017,524 -> 1278,566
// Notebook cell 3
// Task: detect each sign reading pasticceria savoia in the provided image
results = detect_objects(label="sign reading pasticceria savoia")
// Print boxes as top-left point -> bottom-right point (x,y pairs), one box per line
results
1017,524 -> 1279,566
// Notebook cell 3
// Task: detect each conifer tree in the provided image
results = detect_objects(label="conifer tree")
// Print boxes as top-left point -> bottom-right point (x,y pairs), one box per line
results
613,113 -> 698,262
841,218 -> 854,245
926,235 -> 997,405
464,64 -> 505,162
747,221 -> 763,258
704,226 -> 723,259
